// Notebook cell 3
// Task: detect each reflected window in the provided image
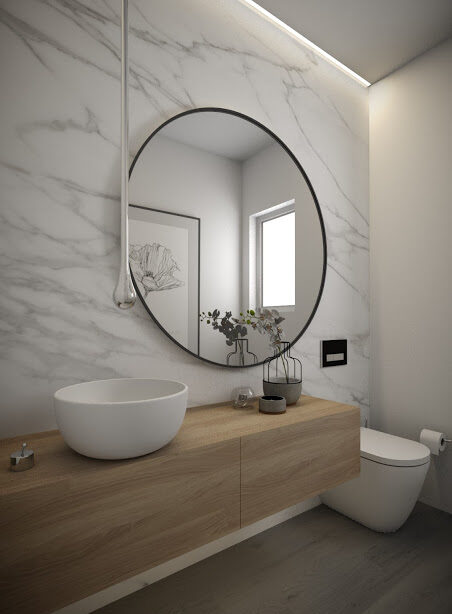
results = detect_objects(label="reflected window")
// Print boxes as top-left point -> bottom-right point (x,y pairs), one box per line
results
255,201 -> 295,309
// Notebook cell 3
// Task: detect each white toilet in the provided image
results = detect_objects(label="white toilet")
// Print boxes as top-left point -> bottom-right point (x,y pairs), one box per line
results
321,427 -> 430,532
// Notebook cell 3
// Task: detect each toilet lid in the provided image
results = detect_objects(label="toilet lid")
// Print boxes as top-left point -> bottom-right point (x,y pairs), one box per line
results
360,428 -> 430,467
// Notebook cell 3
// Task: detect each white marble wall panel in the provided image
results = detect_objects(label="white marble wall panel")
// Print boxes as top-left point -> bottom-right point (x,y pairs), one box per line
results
0,0 -> 369,437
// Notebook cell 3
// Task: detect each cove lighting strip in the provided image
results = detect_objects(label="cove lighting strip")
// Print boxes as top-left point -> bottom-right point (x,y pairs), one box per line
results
240,0 -> 371,87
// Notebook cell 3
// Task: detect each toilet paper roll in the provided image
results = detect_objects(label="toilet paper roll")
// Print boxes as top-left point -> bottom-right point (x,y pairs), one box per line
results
420,429 -> 446,455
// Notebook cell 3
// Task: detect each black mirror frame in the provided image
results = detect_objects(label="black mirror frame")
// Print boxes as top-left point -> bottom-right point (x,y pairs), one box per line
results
129,107 -> 327,368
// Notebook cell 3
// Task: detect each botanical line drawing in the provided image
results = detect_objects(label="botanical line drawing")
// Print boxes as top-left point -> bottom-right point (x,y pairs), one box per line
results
130,242 -> 184,297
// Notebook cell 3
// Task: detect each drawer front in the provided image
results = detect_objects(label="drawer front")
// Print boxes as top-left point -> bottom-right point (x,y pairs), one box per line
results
0,440 -> 240,614
240,410 -> 360,526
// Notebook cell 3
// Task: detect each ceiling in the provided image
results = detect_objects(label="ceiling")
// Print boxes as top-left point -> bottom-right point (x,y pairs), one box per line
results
253,0 -> 452,83
161,112 -> 274,161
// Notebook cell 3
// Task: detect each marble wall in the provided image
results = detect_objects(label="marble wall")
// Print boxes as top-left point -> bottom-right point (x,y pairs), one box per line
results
0,0 -> 369,437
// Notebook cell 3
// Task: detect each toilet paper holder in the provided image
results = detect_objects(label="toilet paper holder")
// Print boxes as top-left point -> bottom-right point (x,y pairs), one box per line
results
420,429 -> 451,455
437,433 -> 451,446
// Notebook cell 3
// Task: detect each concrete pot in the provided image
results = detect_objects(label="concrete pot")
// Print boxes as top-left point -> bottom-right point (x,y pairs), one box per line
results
263,378 -> 302,405
259,395 -> 286,414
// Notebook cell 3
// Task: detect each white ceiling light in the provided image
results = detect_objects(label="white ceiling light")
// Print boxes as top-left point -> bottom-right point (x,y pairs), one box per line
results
240,0 -> 371,87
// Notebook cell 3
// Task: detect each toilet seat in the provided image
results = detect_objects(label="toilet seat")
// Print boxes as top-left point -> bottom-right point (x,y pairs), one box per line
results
360,427 -> 430,467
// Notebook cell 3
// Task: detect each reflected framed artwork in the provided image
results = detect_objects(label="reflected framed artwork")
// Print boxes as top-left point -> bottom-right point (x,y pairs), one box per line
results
129,205 -> 200,355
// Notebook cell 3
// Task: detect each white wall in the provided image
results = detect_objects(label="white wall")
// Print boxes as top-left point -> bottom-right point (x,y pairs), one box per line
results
129,134 -> 242,363
0,0 -> 369,437
242,142 -> 324,358
370,38 -> 452,513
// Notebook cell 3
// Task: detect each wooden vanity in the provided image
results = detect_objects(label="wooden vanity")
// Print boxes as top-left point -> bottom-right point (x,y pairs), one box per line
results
0,395 -> 359,614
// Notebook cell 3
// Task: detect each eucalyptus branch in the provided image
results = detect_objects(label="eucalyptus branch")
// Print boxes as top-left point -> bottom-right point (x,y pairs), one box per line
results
234,308 -> 285,348
236,309 -> 289,381
200,309 -> 247,346
200,308 -> 287,375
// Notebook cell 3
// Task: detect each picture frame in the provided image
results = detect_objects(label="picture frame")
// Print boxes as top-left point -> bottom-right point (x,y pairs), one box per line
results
129,204 -> 200,355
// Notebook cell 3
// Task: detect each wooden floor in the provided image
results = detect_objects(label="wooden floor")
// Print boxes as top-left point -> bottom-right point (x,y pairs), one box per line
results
95,503 -> 452,614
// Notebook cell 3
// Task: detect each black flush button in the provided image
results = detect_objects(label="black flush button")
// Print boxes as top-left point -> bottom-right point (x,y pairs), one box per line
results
321,339 -> 347,367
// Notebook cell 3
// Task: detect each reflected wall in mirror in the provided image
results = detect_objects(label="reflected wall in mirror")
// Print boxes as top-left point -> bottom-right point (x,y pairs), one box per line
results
129,108 -> 326,367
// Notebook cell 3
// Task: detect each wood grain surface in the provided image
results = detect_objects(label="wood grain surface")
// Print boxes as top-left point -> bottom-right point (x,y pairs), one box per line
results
241,410 -> 360,526
0,395 -> 358,498
0,440 -> 240,614
0,395 -> 360,614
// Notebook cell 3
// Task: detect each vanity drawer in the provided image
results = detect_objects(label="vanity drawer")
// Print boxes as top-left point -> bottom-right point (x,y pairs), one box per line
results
240,410 -> 360,526
0,439 -> 240,614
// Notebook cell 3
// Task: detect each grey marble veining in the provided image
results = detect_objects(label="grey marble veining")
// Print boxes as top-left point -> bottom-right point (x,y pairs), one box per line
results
0,0 -> 369,437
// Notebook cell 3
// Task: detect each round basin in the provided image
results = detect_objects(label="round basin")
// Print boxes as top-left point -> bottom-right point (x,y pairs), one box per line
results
54,378 -> 188,460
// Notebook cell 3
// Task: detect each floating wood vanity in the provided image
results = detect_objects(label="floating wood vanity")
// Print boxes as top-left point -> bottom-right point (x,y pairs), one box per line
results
0,395 -> 359,614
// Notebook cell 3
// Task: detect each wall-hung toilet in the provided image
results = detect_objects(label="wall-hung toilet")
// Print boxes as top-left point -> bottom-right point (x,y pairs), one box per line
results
321,427 -> 430,532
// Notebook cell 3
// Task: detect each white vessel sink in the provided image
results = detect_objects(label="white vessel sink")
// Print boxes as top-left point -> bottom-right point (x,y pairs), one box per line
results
54,378 -> 188,460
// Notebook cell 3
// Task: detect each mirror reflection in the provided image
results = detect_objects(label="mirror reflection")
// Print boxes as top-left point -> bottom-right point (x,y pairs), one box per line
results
129,109 -> 325,366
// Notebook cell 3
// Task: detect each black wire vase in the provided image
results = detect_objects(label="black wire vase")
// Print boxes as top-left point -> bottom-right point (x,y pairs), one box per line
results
263,341 -> 302,405
226,338 -> 258,367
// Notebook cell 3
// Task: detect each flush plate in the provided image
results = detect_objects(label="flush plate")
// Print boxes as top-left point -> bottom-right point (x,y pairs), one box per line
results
321,339 -> 347,367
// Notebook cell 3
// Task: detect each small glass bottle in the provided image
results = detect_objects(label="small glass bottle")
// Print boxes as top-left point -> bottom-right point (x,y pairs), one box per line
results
232,386 -> 255,408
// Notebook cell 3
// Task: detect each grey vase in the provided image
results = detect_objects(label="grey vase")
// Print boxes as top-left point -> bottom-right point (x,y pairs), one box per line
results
263,377 -> 302,405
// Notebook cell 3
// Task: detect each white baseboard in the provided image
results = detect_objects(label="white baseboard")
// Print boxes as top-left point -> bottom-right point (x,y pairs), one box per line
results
55,497 -> 321,614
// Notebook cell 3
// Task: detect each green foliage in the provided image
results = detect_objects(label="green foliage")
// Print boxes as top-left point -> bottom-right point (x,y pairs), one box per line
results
200,308 -> 285,349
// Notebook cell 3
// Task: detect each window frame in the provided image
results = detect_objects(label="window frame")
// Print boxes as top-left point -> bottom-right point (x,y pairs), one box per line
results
255,200 -> 295,312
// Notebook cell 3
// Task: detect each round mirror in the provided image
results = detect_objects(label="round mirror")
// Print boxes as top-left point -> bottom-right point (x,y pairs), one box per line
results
129,108 -> 326,367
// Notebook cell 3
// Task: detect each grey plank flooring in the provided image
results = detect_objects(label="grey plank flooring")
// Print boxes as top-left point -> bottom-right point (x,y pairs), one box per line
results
95,503 -> 452,614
